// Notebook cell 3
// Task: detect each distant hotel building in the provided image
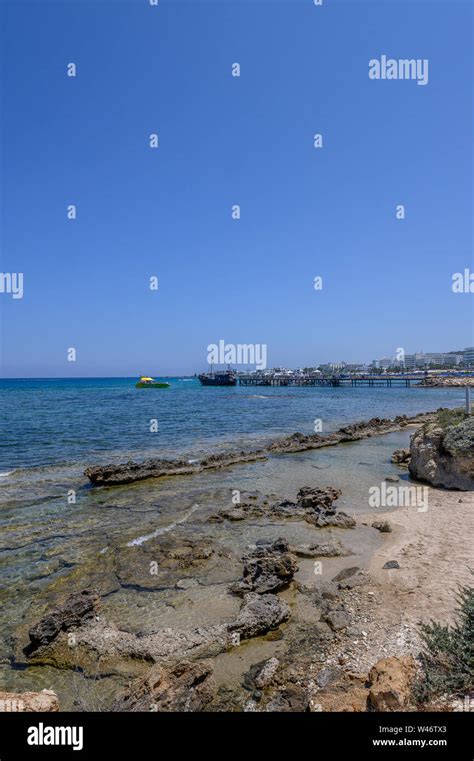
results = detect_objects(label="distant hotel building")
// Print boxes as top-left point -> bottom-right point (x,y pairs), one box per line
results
318,362 -> 367,374
372,352 -> 465,370
371,357 -> 403,370
464,347 -> 474,367
403,352 -> 463,368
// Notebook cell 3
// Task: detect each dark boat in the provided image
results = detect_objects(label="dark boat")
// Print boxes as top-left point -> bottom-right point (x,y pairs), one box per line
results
198,369 -> 237,386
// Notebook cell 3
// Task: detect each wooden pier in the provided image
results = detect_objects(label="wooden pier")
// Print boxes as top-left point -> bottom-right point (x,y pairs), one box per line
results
238,374 -> 421,388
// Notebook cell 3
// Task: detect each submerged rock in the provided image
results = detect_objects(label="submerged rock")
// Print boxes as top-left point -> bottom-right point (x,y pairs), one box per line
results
112,660 -> 215,712
219,508 -> 246,521
25,589 -> 100,655
113,535 -> 230,592
292,540 -> 345,558
24,617 -> 230,675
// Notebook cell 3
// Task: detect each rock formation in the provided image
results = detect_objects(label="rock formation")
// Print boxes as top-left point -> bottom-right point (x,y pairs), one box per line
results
409,414 -> 474,490
112,660 -> 215,712
228,593 -> 291,640
391,448 -> 410,465
0,689 -> 59,712
85,412 -> 436,486
25,589 -> 100,655
230,538 -> 298,595
368,656 -> 416,711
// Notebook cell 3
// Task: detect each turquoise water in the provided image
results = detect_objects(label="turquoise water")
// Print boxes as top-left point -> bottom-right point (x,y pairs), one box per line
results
0,376 -> 465,472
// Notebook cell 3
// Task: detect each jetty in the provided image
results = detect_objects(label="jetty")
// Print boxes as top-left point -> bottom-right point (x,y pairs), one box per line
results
238,374 -> 423,388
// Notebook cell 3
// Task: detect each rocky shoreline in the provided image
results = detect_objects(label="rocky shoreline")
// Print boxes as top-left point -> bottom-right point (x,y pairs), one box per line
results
418,376 -> 474,388
2,408 -> 472,713
84,411 -> 437,486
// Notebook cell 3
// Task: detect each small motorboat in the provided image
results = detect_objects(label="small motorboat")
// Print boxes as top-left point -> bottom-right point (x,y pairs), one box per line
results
135,375 -> 170,389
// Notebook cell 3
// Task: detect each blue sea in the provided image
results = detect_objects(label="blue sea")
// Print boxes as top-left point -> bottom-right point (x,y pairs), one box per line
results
0,376 -> 465,472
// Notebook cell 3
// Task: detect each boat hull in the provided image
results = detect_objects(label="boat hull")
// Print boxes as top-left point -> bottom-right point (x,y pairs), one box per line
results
198,373 -> 237,386
135,382 -> 170,388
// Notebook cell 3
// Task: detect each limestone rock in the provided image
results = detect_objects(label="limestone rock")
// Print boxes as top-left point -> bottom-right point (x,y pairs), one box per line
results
0,689 -> 59,712
292,541 -> 345,558
296,486 -> 342,510
409,416 -> 474,490
219,508 -> 246,521
368,656 -> 416,711
264,684 -> 310,712
228,593 -> 291,640
85,450 -> 268,486
253,657 -> 280,689
332,567 -> 367,589
332,567 -> 360,582
323,609 -> 350,631
113,660 -> 215,712
25,589 -> 100,655
305,512 -> 356,529
231,538 -> 297,595
391,448 -> 410,465
315,672 -> 369,712
372,520 -> 392,533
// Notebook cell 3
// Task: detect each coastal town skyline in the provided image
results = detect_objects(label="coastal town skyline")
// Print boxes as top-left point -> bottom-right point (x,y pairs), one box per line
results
1,345 -> 473,379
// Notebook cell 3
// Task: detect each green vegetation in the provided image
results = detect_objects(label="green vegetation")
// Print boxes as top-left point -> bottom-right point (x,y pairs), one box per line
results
413,580 -> 474,704
435,408 -> 467,430
443,416 -> 474,455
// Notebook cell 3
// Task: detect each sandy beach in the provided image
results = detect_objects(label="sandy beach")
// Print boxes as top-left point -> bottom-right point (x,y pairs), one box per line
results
320,486 -> 474,682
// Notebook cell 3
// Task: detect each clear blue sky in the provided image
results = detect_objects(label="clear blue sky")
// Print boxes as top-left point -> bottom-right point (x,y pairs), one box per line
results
1,0 -> 472,377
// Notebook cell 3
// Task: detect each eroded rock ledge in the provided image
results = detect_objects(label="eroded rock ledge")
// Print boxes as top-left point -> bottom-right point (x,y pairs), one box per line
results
85,412 -> 436,486
22,592 -> 290,676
